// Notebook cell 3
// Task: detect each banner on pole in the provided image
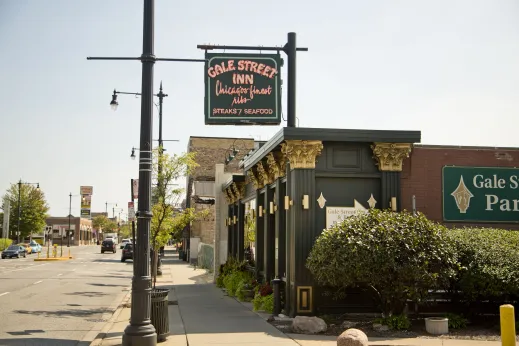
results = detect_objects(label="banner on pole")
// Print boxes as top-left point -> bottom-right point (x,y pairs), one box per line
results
128,202 -> 136,222
80,186 -> 93,219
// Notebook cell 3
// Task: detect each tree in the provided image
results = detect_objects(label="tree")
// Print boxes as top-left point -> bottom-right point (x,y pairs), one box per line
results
150,149 -> 207,286
119,223 -> 132,239
306,209 -> 459,317
92,215 -> 108,231
2,184 -> 49,241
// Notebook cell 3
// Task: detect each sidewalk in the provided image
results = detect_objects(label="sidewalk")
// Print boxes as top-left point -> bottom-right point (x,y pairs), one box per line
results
91,248 -> 502,346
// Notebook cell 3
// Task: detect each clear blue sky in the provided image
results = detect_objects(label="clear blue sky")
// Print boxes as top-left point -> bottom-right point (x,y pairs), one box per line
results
1,0 -> 519,217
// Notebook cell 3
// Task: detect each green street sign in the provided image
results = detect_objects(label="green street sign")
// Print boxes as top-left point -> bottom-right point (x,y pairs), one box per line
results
204,53 -> 282,125
442,166 -> 519,223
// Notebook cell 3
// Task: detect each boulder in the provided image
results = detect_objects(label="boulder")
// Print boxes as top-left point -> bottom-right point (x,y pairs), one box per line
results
291,316 -> 327,334
337,328 -> 368,346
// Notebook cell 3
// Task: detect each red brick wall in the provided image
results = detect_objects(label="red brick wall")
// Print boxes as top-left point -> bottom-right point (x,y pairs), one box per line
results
401,145 -> 519,229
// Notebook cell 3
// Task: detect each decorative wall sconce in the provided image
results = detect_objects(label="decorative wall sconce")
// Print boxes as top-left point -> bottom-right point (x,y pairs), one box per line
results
391,197 -> 397,212
258,205 -> 263,217
233,215 -> 237,224
228,217 -> 231,226
302,195 -> 309,209
284,196 -> 293,210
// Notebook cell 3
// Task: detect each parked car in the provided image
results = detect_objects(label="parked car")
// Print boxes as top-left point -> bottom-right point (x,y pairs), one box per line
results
121,243 -> 133,262
2,245 -> 27,259
120,238 -> 131,249
101,239 -> 117,254
29,241 -> 41,253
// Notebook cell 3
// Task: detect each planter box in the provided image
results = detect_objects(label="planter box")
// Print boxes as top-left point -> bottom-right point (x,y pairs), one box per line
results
425,317 -> 449,335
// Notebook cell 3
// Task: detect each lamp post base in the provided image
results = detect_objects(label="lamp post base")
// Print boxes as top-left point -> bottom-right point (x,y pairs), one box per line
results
122,324 -> 157,346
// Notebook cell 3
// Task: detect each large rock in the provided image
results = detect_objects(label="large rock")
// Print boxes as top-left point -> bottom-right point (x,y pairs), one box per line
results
291,316 -> 328,334
337,328 -> 368,346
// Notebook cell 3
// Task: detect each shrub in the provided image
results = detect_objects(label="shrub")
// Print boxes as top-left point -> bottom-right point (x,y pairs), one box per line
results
223,271 -> 253,297
448,228 -> 519,302
252,292 -> 274,313
445,313 -> 467,329
374,314 -> 411,330
306,209 -> 458,317
0,239 -> 12,251
258,283 -> 273,296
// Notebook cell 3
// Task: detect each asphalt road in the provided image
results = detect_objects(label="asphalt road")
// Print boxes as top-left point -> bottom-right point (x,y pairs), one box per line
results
0,245 -> 133,346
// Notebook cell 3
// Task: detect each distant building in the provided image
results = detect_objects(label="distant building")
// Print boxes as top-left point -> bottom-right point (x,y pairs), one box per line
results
45,216 -> 94,246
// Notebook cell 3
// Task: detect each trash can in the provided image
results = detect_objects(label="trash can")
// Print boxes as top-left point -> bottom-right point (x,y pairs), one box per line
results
151,288 -> 170,342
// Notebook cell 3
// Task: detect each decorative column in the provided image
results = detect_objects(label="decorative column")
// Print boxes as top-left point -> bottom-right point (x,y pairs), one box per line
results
281,140 -> 323,317
248,168 -> 265,280
256,161 -> 276,282
232,182 -> 246,261
371,143 -> 412,210
266,152 -> 287,278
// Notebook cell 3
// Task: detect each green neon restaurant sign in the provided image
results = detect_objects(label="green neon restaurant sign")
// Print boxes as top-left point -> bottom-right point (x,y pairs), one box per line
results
443,166 -> 519,223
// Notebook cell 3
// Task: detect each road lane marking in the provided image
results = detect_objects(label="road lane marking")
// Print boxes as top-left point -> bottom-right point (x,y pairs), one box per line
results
2,263 -> 47,274
57,274 -> 62,276
0,292 -> 9,297
72,269 -> 77,271
33,280 -> 43,285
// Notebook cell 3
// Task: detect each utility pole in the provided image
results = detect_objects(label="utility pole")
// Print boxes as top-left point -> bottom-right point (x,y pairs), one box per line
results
68,193 -> 72,247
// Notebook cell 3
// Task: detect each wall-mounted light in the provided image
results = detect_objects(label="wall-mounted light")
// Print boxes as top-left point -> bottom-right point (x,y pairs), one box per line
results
269,202 -> 274,214
258,205 -> 263,217
233,215 -> 237,224
391,197 -> 397,212
228,217 -> 231,225
302,195 -> 309,209
284,196 -> 293,210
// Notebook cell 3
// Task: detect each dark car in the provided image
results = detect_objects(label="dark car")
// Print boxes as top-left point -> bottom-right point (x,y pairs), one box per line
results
101,240 -> 116,254
2,245 -> 27,259
121,243 -> 133,262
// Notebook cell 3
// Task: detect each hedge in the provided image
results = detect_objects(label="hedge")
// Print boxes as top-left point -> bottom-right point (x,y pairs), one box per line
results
448,227 -> 519,302
0,239 -> 12,251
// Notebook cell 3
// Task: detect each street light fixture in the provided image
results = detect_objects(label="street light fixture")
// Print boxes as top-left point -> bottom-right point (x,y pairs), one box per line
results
16,179 -> 40,244
110,90 -> 119,111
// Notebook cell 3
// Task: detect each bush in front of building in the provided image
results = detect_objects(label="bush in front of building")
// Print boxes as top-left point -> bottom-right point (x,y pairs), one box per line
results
0,239 -> 12,251
306,209 -> 459,317
448,227 -> 519,303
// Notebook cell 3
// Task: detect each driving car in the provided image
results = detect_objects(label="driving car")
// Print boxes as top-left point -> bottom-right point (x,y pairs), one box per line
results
121,243 -> 133,262
20,243 -> 32,254
120,238 -> 131,249
2,245 -> 27,259
101,239 -> 117,253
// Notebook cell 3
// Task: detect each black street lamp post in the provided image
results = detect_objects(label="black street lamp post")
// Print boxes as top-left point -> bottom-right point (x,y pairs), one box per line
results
16,179 -> 40,244
87,1 -> 205,344
106,202 -> 117,216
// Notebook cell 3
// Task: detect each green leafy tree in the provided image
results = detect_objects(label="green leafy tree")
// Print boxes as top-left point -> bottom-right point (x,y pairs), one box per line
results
306,209 -> 459,317
2,184 -> 49,241
92,215 -> 108,230
119,223 -> 132,239
150,149 -> 207,285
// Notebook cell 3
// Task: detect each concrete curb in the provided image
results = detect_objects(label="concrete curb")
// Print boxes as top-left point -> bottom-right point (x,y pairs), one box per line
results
81,286 -> 132,346
34,257 -> 73,261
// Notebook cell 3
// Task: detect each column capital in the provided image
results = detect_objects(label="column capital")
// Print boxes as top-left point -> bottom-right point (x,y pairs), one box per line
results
281,140 -> 323,169
266,151 -> 286,180
256,161 -> 275,186
231,182 -> 245,200
371,142 -> 412,172
247,169 -> 264,190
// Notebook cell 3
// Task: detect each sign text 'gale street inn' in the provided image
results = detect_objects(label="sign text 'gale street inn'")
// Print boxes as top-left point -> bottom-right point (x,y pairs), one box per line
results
204,53 -> 282,125
443,166 -> 519,223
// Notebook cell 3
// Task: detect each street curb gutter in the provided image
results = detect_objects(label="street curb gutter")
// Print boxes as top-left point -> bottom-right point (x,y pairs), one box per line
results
81,286 -> 131,346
